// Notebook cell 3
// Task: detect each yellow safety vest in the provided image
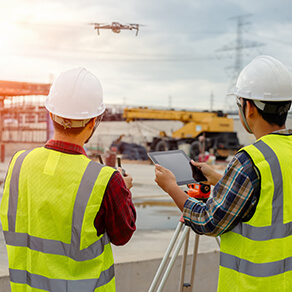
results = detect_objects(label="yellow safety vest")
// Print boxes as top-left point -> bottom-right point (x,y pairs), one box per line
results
218,133 -> 292,291
0,147 -> 116,292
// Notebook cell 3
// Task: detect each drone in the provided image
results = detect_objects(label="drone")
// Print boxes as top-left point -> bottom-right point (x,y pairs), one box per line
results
91,22 -> 140,36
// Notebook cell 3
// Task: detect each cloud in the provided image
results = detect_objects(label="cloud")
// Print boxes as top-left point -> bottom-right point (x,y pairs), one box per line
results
1,0 -> 292,110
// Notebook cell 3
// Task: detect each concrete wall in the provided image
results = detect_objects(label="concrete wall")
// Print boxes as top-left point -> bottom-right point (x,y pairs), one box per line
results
0,251 -> 219,292
0,276 -> 10,292
115,251 -> 219,292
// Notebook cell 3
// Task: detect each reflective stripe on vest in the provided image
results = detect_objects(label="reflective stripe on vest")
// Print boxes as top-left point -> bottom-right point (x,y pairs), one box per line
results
3,149 -> 115,291
9,266 -> 114,292
220,252 -> 292,278
7,150 -> 32,232
220,139 -> 290,277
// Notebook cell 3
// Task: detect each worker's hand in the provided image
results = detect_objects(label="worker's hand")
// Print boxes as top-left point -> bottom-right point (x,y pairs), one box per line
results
154,164 -> 178,194
118,167 -> 133,189
155,164 -> 189,211
191,160 -> 222,186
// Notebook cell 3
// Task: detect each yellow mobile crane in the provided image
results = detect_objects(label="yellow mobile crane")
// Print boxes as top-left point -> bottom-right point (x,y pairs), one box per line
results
123,107 -> 241,160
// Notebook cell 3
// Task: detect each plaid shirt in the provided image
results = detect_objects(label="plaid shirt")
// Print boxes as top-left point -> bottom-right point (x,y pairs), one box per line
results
45,140 -> 136,245
183,129 -> 292,237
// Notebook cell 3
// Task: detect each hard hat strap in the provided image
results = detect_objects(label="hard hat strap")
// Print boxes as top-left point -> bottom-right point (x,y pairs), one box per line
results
52,114 -> 91,129
236,96 -> 253,134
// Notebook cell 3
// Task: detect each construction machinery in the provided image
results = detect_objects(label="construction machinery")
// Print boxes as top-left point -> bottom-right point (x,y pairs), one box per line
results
123,107 -> 241,160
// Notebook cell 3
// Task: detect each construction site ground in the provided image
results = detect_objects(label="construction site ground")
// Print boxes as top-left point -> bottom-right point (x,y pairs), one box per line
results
0,158 -> 226,292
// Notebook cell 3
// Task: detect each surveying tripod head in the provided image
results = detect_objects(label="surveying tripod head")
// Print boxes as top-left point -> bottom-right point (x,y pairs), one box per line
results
186,182 -> 211,202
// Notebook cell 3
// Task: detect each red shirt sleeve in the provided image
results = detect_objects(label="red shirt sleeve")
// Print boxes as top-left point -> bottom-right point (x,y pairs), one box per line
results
94,171 -> 136,246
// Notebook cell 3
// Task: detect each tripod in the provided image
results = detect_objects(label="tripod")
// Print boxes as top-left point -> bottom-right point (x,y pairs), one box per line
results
148,211 -> 220,291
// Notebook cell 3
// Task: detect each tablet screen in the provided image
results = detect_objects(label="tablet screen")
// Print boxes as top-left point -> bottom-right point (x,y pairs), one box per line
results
148,150 -> 196,185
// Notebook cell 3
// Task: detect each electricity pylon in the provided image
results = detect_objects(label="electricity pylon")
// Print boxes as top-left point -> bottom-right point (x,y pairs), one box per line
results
217,14 -> 265,111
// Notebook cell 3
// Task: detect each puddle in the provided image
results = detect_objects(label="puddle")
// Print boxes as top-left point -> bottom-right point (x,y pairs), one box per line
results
134,199 -> 182,230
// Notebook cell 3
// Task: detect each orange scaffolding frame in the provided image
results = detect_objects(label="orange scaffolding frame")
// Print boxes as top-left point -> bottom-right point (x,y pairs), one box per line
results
0,80 -> 51,161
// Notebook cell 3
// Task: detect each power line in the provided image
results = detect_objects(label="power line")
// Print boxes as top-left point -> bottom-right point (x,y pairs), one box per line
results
216,14 -> 265,109
247,32 -> 292,47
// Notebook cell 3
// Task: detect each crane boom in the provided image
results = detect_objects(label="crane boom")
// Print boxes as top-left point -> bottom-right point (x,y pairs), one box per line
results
124,107 -> 223,122
123,107 -> 234,138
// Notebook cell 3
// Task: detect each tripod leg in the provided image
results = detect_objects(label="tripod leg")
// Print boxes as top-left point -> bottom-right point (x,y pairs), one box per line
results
148,221 -> 184,292
156,226 -> 190,292
189,233 -> 200,288
178,228 -> 190,292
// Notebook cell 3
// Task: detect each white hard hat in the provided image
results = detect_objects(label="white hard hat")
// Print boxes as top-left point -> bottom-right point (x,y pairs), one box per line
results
45,67 -> 106,120
230,55 -> 292,102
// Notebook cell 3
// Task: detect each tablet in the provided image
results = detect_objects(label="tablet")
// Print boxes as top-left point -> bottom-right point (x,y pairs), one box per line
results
148,149 -> 196,185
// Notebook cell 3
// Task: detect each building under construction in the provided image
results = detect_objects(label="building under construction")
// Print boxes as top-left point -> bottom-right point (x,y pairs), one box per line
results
0,80 -> 51,160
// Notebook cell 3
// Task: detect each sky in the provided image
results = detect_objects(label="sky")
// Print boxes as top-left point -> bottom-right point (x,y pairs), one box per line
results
1,0 -> 292,111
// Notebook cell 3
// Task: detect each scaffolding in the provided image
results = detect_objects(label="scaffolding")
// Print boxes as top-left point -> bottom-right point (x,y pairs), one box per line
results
0,80 -> 51,145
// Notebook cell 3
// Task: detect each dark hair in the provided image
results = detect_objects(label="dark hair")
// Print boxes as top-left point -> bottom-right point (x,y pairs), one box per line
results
242,98 -> 290,127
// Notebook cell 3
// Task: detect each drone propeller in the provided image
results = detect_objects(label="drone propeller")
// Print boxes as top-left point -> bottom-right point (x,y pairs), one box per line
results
88,22 -> 108,26
128,23 -> 146,26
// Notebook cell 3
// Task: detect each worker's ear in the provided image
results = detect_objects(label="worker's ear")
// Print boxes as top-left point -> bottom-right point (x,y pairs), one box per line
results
88,117 -> 97,129
245,100 -> 256,118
